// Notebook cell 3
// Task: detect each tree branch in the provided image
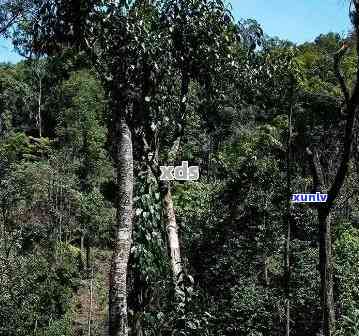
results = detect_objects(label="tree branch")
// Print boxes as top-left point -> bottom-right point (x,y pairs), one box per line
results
327,100 -> 357,207
0,11 -> 19,35
306,147 -> 324,192
327,6 -> 359,208
334,43 -> 350,109
84,37 -> 112,84
140,130 -> 160,178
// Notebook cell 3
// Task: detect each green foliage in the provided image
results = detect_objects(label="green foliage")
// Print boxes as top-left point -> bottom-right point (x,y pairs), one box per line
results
1,1 -> 359,335
0,132 -> 51,162
132,170 -> 165,277
335,227 -> 359,335
40,312 -> 73,336
0,243 -> 80,336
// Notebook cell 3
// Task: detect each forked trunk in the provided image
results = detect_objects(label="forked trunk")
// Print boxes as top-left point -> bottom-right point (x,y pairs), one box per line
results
109,117 -> 134,336
143,68 -> 189,302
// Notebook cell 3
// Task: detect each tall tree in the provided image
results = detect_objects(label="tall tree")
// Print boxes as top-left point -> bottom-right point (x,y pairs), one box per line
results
139,0 -> 240,304
305,2 -> 359,335
11,2 -> 138,334
31,58 -> 47,138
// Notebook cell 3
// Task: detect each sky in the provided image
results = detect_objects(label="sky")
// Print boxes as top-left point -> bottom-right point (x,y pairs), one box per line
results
0,37 -> 23,64
0,0 -> 353,64
230,0 -> 351,43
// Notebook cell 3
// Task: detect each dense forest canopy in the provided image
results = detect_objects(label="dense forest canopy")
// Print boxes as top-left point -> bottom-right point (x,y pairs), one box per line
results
1,1 -> 359,336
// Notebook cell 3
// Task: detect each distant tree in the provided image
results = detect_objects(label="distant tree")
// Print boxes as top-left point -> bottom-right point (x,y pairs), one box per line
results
31,58 -> 47,137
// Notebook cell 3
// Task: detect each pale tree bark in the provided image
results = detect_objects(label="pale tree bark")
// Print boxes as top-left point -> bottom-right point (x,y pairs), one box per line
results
140,69 -> 189,300
141,139 -> 184,302
141,139 -> 185,303
80,232 -> 84,256
159,179 -> 183,295
32,59 -> 45,138
109,116 -> 134,336
161,71 -> 188,297
142,140 -> 184,299
149,133 -> 184,300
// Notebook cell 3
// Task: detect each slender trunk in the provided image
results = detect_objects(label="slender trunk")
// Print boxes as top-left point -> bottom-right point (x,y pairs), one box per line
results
80,233 -> 84,256
135,318 -> 143,336
85,235 -> 91,276
263,255 -> 269,286
88,266 -> 94,336
161,68 -> 188,295
79,232 -> 85,272
285,81 -> 294,336
143,68 -> 189,303
318,209 -> 335,336
159,180 -> 183,299
285,222 -> 291,336
59,218 -> 62,243
38,77 -> 42,138
262,214 -> 269,287
109,116 -> 134,336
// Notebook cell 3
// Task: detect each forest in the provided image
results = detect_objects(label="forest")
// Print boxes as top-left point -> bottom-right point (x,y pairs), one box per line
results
0,1 -> 359,336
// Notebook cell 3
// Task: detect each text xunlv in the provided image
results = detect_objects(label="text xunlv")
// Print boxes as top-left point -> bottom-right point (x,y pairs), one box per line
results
291,192 -> 328,203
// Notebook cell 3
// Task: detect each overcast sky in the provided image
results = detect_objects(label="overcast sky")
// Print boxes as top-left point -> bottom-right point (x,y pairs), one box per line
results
0,0 -> 353,64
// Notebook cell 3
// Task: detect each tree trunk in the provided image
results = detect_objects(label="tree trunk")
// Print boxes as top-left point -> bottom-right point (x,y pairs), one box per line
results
85,235 -> 91,276
159,180 -> 183,299
80,233 -> 85,271
135,318 -> 143,336
263,255 -> 269,286
80,233 -> 84,255
109,116 -> 134,336
318,208 -> 335,336
285,84 -> 294,336
142,67 -> 189,303
88,266 -> 94,336
284,220 -> 291,336
37,77 -> 42,138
